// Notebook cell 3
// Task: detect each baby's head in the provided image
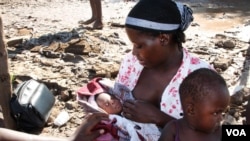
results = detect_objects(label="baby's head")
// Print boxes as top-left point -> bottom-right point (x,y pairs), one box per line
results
95,92 -> 123,114
179,68 -> 230,133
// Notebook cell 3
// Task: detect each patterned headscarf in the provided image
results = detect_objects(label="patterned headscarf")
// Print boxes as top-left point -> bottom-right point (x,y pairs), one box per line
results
125,0 -> 193,33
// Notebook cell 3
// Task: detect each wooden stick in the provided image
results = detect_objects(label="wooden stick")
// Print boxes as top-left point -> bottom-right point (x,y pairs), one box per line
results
0,15 -> 16,129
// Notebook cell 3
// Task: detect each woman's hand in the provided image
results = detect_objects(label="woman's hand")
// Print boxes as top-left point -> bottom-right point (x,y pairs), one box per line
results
123,100 -> 174,127
70,112 -> 109,141
123,100 -> 159,123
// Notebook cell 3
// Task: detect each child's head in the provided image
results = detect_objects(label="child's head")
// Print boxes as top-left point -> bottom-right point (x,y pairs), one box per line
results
95,92 -> 123,114
179,68 -> 230,133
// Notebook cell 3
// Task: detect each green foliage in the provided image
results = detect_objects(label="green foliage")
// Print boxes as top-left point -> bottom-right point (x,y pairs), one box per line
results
10,74 -> 15,83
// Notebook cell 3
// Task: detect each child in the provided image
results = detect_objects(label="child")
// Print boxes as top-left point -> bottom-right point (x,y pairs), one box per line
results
159,68 -> 230,141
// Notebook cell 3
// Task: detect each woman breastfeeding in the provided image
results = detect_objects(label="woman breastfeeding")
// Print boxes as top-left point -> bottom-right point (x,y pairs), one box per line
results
117,0 -> 214,128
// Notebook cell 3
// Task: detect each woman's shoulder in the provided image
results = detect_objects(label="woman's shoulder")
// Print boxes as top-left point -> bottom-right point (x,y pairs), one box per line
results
182,48 -> 213,70
121,52 -> 137,63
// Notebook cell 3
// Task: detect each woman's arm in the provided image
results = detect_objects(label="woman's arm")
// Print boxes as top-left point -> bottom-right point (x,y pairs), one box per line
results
0,112 -> 109,141
123,100 -> 175,128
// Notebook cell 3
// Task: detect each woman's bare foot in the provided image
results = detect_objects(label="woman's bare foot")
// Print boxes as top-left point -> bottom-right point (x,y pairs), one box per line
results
92,20 -> 103,29
78,18 -> 96,25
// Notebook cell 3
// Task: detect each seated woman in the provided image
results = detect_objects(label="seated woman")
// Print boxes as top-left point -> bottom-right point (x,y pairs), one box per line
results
117,0 -> 213,128
78,0 -> 213,140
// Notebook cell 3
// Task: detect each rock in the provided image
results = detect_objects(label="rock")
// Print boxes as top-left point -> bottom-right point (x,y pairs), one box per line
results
213,58 -> 232,71
58,91 -> 73,102
223,40 -> 236,49
223,114 -> 237,125
6,36 -> 27,47
231,89 -> 245,106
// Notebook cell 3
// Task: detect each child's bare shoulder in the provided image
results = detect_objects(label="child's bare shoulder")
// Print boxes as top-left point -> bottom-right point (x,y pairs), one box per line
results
159,120 -> 178,141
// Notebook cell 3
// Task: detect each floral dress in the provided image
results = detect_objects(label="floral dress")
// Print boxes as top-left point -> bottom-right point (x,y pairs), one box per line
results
115,48 -> 213,119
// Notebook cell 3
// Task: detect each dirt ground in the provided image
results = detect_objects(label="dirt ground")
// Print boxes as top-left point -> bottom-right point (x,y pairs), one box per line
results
1,0 -> 250,138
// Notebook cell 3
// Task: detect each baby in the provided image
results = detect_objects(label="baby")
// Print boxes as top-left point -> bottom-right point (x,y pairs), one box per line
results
77,77 -> 133,114
159,68 -> 230,141
77,77 -> 161,141
94,92 -> 123,114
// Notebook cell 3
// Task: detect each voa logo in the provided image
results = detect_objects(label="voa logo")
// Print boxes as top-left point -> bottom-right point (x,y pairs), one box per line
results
226,129 -> 246,136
